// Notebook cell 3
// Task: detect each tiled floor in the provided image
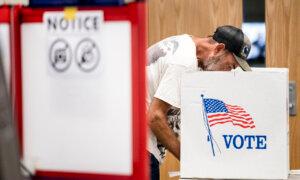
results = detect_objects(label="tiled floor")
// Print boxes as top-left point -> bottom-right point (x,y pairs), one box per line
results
289,173 -> 300,180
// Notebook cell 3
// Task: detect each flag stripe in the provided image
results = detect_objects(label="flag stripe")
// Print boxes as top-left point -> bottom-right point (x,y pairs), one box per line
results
208,116 -> 254,125
228,110 -> 247,114
226,113 -> 252,120
227,107 -> 244,111
228,112 -> 249,116
209,119 -> 256,127
226,104 -> 241,108
208,113 -> 252,122
208,118 -> 254,127
210,120 -> 255,128
226,106 -> 244,110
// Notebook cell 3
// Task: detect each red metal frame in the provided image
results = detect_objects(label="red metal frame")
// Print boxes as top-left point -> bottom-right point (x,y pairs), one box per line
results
11,3 -> 147,180
0,6 -> 10,23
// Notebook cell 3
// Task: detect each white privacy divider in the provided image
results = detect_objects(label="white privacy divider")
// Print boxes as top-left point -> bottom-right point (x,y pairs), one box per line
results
181,69 -> 289,179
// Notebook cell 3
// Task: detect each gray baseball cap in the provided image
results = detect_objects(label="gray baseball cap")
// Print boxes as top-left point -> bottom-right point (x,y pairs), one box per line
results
212,25 -> 252,71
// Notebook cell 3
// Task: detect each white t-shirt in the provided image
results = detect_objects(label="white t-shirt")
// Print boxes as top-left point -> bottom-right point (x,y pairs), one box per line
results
147,34 -> 200,162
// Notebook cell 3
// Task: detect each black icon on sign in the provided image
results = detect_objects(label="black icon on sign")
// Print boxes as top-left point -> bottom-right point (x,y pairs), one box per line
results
75,38 -> 100,72
49,39 -> 72,72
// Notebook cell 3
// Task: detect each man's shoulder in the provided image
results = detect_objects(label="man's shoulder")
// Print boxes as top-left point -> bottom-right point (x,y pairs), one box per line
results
163,34 -> 191,40
147,34 -> 197,68
161,34 -> 192,45
151,34 -> 191,47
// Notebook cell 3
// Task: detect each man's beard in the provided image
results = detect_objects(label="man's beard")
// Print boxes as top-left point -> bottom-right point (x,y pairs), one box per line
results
199,56 -> 221,71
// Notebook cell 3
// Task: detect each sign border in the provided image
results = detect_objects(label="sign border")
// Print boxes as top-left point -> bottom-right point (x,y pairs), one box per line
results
11,3 -> 147,180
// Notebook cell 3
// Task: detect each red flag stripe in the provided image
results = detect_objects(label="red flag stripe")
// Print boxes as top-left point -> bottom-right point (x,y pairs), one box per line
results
208,116 -> 254,124
207,112 -> 252,119
226,105 -> 244,109
208,113 -> 253,122
228,110 -> 251,116
208,117 -> 254,125
228,110 -> 247,114
227,108 -> 246,112
227,113 -> 253,120
226,104 -> 242,108
228,107 -> 246,111
208,111 -> 251,119
210,120 -> 256,128
208,118 -> 254,127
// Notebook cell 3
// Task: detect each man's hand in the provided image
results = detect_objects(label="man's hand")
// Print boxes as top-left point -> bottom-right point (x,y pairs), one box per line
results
148,97 -> 180,160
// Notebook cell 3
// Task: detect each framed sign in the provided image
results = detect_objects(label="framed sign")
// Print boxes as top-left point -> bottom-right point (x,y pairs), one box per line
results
11,3 -> 146,180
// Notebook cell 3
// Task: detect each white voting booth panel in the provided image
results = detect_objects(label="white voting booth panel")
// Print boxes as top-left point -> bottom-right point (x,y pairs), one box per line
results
0,7 -> 11,89
14,4 -> 147,179
181,69 -> 289,180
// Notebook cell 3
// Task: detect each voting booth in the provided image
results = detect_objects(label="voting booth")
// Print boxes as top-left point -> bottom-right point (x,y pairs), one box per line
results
0,6 -> 11,90
11,2 -> 147,180
181,69 -> 289,179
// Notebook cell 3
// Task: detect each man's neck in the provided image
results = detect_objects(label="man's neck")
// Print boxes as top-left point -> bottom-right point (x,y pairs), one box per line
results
192,37 -> 214,65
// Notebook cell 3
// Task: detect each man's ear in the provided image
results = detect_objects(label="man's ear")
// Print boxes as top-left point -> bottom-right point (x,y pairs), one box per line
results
214,43 -> 226,55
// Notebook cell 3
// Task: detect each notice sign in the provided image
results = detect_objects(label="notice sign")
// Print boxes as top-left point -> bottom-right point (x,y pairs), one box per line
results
180,69 -> 289,179
44,11 -> 103,74
22,10 -> 132,175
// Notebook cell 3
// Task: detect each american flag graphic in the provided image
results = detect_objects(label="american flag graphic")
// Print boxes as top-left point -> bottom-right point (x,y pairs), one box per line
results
203,98 -> 255,129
